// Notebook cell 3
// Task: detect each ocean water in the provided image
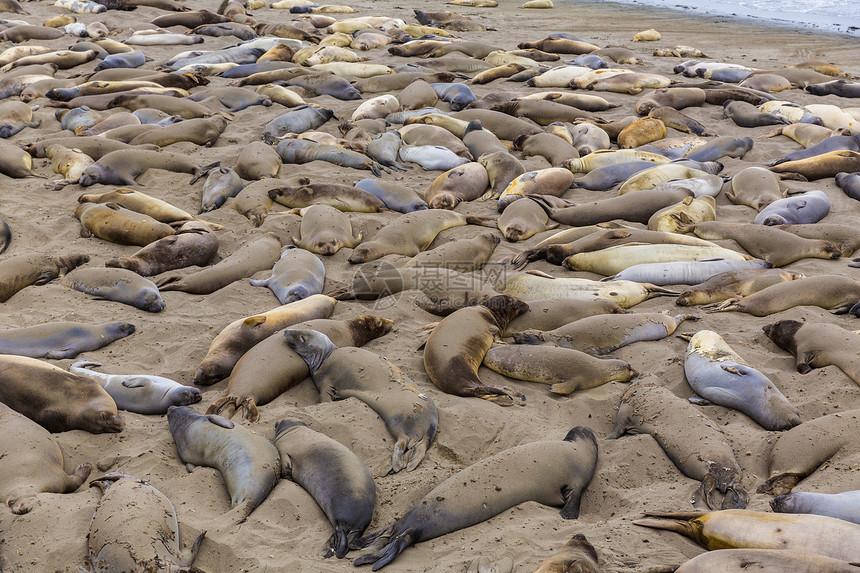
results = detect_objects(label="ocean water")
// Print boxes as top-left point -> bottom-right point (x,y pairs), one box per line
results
575,0 -> 860,36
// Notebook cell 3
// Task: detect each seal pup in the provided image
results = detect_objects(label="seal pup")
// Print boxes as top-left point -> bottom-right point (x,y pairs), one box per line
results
0,321 -> 135,360
58,266 -> 165,312
70,360 -> 201,414
0,402 -> 91,514
531,534 -> 600,573
273,418 -> 376,558
772,491 -> 860,525
167,406 -> 280,516
74,203 -> 176,247
683,330 -> 801,431
424,295 -> 529,405
0,354 -> 123,434
291,205 -> 362,255
676,268 -> 803,307
284,328 -> 438,474
106,221 -> 219,277
753,189 -> 830,225
763,320 -> 860,386
0,252 -> 89,302
706,274 -> 860,316
354,427 -> 599,570
88,474 -> 205,572
250,246 -> 326,304
675,548 -> 860,572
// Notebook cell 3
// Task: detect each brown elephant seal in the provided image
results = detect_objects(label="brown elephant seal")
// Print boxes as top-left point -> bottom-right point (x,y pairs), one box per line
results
23,136 -> 148,161
233,179 -> 278,226
0,142 -> 43,178
207,315 -> 393,422
770,150 -> 860,181
79,149 -> 220,186
633,509 -> 860,561
635,87 -> 706,115
167,406 -> 280,516
483,344 -> 636,395
127,116 -> 228,148
268,183 -> 386,213
0,100 -> 39,138
684,330 -> 801,431
424,162 -> 488,210
675,548 -> 860,572
532,534 -> 600,573
192,294 -> 337,386
478,150 -> 526,199
354,427 -> 599,570
497,167 -> 575,210
503,298 -> 627,335
399,124 -> 473,159
59,267 -> 164,312
676,268 -> 803,307
396,79 -> 438,110
0,402 -> 91,514
609,379 -> 748,510
79,186 -> 206,226
776,223 -> 860,257
405,232 -> 499,272
0,252 -> 89,302
534,187 -> 693,226
679,221 -> 841,266
617,117 -> 666,149
513,132 -> 578,167
723,100 -> 791,128
273,418 -> 376,558
348,210 -> 495,263
235,140 -> 281,180
106,221 -> 219,276
283,328 -> 438,474
88,474 -> 205,572
763,320 -> 860,386
498,196 -> 559,242
0,321 -> 135,360
424,294 -> 529,405
156,233 -> 281,295
292,205 -> 362,256
0,354 -> 123,433
757,409 -> 860,495
250,246 -> 325,304
74,203 -> 176,247
706,274 -> 860,316
518,36 -> 599,53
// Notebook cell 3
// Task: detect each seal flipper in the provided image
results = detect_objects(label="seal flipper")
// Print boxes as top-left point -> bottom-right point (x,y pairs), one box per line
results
756,472 -> 801,496
559,484 -> 582,519
121,377 -> 150,388
205,396 -> 238,419
721,477 -> 749,509
353,530 -> 416,570
322,527 -> 349,559
206,414 -> 235,429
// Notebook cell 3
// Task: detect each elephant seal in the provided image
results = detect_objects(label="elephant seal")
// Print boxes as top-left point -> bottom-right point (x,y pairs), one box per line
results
192,294 -> 336,386
0,321 -> 135,360
608,258 -> 771,286
617,117 -> 666,149
534,187 -> 693,226
235,141 -> 281,180
79,188 -> 214,229
609,380 -> 748,510
707,274 -> 860,316
0,216 -> 9,254
106,221 -> 219,277
406,232 -> 499,272
723,99 -> 790,128
633,509 -> 860,561
156,233 -> 282,295
0,402 -> 91,514
675,548 -> 860,572
424,295 -> 529,405
273,418 -> 376,558
498,196 -> 559,242
0,252 -> 89,302
513,312 -> 695,355
836,172 -> 860,201
725,166 -> 787,210
268,182 -> 386,213
0,354 -> 123,433
167,406 -> 280,515
250,246 -> 325,304
0,142 -> 41,179
676,268 -> 803,306
478,150 -> 526,199
754,190 -> 830,225
684,330 -> 801,431
513,132 -> 578,166
207,315 -> 393,422
483,344 -> 636,395
348,211 -> 494,263
424,162 -> 488,210
806,79 -> 860,97
59,267 -> 165,312
498,272 -> 677,307
772,491 -> 860,525
354,178 -> 428,213
532,535 -> 600,573
635,87 -> 706,115
503,298 -> 627,335
291,205 -> 362,256
70,360 -> 201,415
354,427 -> 599,570
88,473 -> 205,572
75,203 -> 176,247
284,328 -> 437,474
79,149 -> 220,186
563,243 -> 748,276
679,221 -> 841,266
763,320 -> 860,386
770,150 -> 860,180
497,167 -> 575,210
0,100 -> 40,138
127,116 -> 228,148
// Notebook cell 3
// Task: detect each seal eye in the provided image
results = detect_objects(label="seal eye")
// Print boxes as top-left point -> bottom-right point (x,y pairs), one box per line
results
609,292 -> 618,296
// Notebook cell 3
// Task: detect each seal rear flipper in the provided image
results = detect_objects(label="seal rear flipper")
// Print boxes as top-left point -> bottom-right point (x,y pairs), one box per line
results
755,472 -> 801,496
190,161 -> 221,185
720,480 -> 749,510
64,462 -> 93,492
7,493 -> 36,515
322,527 -> 349,559
465,215 -> 498,228
467,555 -> 513,573
236,396 -> 260,422
560,485 -> 583,519
471,384 -> 526,406
353,531 -> 416,570
632,516 -> 700,539
179,529 -> 207,567
205,396 -> 239,419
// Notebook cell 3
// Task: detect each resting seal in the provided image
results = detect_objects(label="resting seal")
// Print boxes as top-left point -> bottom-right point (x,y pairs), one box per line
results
273,418 -> 376,558
59,266 -> 165,312
354,427 -> 599,570
106,221 -> 219,276
753,189 -> 830,225
284,328 -> 438,474
0,252 -> 88,302
676,268 -> 803,307
291,205 -> 362,256
706,274 -> 860,316
772,491 -> 860,525
78,149 -> 219,186
0,321 -> 135,360
532,534 -> 600,573
250,246 -> 325,304
763,320 -> 860,386
74,203 -> 176,246
675,549 -> 860,572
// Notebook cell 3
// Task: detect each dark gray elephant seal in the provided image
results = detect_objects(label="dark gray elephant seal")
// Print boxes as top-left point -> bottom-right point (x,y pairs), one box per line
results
283,328 -> 437,474
250,246 -> 325,304
763,320 -> 860,386
106,221 -> 219,277
723,100 -> 790,128
0,402 -> 92,514
70,360 -> 201,415
88,473 -> 205,572
0,252 -> 89,302
354,427 -> 599,570
684,330 -> 801,431
0,216 -> 9,254
59,267 -> 165,312
0,354 -> 123,434
836,171 -> 860,201
753,190 -> 830,225
354,178 -> 428,213
167,406 -> 280,515
273,418 -> 376,559
0,321 -> 135,359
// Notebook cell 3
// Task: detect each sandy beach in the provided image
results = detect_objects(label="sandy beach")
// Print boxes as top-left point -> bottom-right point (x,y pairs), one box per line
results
2,0 -> 860,571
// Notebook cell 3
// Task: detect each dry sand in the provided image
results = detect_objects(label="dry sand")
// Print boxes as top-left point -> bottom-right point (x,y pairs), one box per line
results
2,0 -> 860,571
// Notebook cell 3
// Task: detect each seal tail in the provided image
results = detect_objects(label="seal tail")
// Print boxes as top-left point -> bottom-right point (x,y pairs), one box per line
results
644,284 -> 681,298
632,514 -> 702,539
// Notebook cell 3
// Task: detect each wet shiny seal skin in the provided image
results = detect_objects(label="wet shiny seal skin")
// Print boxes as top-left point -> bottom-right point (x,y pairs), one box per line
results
0,402 -> 92,514
87,473 -> 205,572
354,427 -> 599,570
167,406 -> 280,516
0,252 -> 89,302
283,328 -> 438,474
424,294 -> 530,405
273,418 -> 376,559
0,321 -> 135,359
763,320 -> 860,386
0,354 -> 123,434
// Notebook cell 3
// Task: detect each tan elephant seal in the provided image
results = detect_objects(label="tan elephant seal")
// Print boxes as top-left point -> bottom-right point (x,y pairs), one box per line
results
706,274 -> 860,316
235,140 -> 281,180
405,232 -> 499,272
192,294 -> 337,386
676,268 -> 803,307
424,162 -> 489,210
503,298 -> 627,335
498,196 -> 559,242
74,203 -> 176,247
354,427 -> 599,570
675,549 -> 860,573
0,402 -> 92,514
0,252 -> 89,302
725,166 -> 788,210
775,223 -> 860,257
78,149 -> 220,186
0,354 -> 122,434
291,205 -> 362,256
532,534 -> 600,573
424,294 -> 529,405
763,320 -> 860,386
59,267 -> 164,312
106,221 -> 219,277
617,117 -> 666,149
